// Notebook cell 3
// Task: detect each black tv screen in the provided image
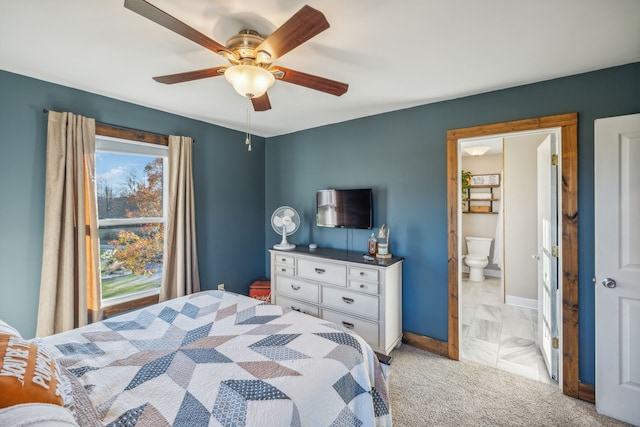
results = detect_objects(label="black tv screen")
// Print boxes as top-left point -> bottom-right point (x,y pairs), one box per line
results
316,189 -> 373,229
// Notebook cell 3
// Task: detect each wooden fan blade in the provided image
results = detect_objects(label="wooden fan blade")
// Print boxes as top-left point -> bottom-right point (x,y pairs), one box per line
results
153,67 -> 227,84
124,0 -> 234,58
251,93 -> 272,111
272,66 -> 348,96
255,5 -> 329,62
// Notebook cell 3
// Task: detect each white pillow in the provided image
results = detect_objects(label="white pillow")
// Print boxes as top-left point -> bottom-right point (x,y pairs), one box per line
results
0,403 -> 79,426
0,319 -> 21,338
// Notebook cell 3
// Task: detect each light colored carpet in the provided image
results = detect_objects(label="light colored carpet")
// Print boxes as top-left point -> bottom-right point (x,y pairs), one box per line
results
387,345 -> 630,426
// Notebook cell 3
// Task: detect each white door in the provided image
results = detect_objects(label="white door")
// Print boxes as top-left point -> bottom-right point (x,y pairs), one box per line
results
595,113 -> 640,425
536,135 -> 558,381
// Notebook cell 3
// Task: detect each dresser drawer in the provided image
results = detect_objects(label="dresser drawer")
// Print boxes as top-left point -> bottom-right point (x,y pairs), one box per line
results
298,259 -> 346,286
275,254 -> 295,267
276,295 -> 319,317
274,265 -> 295,276
322,287 -> 379,320
349,266 -> 379,283
321,308 -> 379,347
348,279 -> 379,295
276,276 -> 319,303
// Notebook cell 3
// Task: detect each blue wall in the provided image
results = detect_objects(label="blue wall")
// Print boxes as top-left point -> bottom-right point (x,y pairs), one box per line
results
0,70 -> 266,339
1,63 -> 638,386
265,62 -> 640,385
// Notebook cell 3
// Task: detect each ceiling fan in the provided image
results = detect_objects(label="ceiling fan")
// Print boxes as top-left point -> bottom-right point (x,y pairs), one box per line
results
124,0 -> 349,112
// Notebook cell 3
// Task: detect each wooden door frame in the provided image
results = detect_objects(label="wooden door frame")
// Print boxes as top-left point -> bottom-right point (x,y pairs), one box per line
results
446,113 -> 581,398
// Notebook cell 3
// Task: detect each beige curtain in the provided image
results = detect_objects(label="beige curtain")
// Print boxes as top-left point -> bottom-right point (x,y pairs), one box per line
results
36,111 -> 102,337
160,136 -> 200,301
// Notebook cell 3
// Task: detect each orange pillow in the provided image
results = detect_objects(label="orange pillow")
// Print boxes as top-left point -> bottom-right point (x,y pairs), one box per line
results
0,334 -> 64,408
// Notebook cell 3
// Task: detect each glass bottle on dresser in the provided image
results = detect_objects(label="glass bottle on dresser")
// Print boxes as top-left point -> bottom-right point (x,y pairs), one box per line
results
367,233 -> 378,255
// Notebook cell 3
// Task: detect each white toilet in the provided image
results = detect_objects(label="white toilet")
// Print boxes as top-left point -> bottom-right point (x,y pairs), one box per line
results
464,236 -> 493,282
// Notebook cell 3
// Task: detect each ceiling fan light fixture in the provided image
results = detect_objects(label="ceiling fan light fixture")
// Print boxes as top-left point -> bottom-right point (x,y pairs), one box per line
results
224,65 -> 275,98
255,50 -> 272,64
464,146 -> 491,156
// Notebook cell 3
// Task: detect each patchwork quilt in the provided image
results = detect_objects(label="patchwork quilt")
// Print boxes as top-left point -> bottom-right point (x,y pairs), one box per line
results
42,291 -> 391,426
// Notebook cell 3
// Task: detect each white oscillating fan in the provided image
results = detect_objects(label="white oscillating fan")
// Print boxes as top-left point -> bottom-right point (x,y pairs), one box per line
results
271,206 -> 300,250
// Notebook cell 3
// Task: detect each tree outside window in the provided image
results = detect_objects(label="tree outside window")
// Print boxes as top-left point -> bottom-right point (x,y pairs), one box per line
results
96,138 -> 168,302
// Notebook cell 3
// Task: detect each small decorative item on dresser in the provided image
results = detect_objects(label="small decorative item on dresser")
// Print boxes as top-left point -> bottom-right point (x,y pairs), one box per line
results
249,279 -> 271,303
367,233 -> 378,255
376,224 -> 392,259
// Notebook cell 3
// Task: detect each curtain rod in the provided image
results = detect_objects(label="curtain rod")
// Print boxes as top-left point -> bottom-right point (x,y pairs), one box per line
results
42,109 -> 194,145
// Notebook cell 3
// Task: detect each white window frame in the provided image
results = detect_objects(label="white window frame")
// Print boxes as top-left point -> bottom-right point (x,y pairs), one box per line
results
95,135 -> 169,308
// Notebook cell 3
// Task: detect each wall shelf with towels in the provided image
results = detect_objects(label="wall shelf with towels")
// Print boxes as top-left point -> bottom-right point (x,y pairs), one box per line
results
463,174 -> 500,214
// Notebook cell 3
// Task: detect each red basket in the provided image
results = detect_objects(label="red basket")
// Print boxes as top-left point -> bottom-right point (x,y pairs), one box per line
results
249,280 -> 271,303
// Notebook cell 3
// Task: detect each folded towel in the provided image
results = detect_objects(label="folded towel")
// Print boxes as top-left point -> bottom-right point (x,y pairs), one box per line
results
470,193 -> 492,199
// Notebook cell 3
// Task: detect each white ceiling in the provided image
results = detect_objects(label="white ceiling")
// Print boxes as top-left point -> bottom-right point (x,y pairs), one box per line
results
461,137 -> 504,157
2,0 -> 639,137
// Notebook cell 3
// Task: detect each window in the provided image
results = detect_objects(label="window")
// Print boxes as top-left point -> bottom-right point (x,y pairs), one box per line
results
95,136 -> 168,306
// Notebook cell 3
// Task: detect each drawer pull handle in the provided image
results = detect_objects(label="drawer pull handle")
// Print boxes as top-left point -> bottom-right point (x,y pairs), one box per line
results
281,258 -> 287,262
281,268 -> 287,272
315,268 -> 325,274
342,321 -> 355,329
291,284 -> 301,291
360,272 -> 365,277
360,284 -> 366,289
291,306 -> 304,314
342,297 -> 355,304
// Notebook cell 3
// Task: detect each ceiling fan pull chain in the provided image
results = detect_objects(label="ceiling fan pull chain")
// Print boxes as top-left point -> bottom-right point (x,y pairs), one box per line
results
245,96 -> 252,152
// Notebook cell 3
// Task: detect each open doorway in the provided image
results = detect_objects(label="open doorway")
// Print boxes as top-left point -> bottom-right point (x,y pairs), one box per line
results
446,113 -> 585,399
458,130 -> 560,385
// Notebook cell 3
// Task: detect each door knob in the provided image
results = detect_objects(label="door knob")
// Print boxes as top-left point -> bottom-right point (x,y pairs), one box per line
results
602,278 -> 616,288
531,254 -> 540,261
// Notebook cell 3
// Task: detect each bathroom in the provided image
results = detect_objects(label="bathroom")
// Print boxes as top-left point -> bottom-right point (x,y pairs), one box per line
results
459,134 -> 554,384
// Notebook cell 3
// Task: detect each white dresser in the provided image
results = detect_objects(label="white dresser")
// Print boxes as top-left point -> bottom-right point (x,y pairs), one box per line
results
269,247 -> 403,355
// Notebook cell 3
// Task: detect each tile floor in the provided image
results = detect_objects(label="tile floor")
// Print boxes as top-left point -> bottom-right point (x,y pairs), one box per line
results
460,274 -> 556,385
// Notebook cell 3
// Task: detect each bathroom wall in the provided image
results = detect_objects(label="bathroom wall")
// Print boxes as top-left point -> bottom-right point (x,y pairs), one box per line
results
503,133 -> 547,303
461,153 -> 502,272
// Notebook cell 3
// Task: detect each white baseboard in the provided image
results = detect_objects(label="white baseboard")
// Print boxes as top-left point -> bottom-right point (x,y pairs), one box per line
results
484,269 -> 501,278
506,295 -> 538,309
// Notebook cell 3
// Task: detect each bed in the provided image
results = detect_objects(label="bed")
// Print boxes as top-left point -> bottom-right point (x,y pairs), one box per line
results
2,290 -> 391,426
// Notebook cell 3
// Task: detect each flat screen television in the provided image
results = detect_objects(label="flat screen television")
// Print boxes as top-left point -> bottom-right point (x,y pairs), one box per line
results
316,189 -> 373,229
